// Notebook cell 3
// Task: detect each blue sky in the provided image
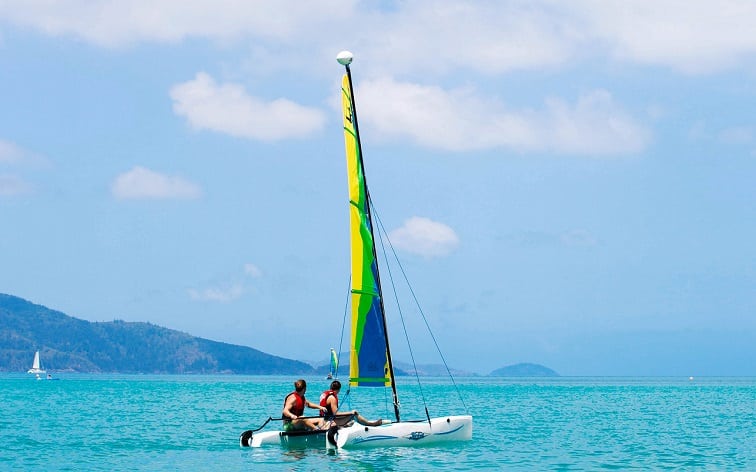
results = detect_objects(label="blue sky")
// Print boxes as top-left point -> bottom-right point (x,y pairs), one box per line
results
1,1 -> 754,376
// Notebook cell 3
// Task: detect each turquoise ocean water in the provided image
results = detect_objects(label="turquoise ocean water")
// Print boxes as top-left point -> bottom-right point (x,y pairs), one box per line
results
2,374 -> 754,470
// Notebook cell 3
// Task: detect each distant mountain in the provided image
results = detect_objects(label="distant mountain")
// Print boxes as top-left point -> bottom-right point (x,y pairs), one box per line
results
394,361 -> 478,377
313,355 -> 476,378
0,293 -> 314,374
2,293 -> 555,377
489,363 -> 559,377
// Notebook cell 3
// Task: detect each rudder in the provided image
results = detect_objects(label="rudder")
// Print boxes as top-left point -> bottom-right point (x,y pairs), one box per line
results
239,430 -> 253,447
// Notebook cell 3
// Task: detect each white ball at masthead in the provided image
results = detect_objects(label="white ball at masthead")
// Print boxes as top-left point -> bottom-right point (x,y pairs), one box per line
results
337,51 -> 353,65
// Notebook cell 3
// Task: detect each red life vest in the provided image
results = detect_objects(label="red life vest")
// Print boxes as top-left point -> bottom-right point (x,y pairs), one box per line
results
284,391 -> 305,417
319,390 -> 338,417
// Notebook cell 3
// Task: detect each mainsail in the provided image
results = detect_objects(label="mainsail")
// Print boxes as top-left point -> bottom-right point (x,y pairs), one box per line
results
329,348 -> 339,378
341,72 -> 399,420
27,350 -> 46,374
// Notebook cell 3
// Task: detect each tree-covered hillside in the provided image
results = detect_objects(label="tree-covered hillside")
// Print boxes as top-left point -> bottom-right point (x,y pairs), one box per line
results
0,293 -> 314,374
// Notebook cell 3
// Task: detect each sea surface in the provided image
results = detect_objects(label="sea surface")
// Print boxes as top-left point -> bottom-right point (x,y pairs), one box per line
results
1,374 -> 754,470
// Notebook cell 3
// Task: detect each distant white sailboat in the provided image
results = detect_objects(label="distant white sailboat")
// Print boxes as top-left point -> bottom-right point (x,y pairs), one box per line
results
27,350 -> 47,377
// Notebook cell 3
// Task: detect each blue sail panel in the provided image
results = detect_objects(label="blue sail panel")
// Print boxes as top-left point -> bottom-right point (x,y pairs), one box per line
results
341,73 -> 391,388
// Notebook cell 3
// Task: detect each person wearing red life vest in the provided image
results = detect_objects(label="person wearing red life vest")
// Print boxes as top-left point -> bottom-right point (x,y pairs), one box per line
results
282,379 -> 326,431
319,380 -> 383,427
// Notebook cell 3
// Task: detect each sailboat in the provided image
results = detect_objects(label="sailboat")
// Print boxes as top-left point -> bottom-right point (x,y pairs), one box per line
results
326,348 -> 338,380
240,51 -> 472,449
27,350 -> 47,378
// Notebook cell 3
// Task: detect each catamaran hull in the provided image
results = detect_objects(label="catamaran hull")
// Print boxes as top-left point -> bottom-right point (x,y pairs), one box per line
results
240,415 -> 472,449
329,415 -> 472,449
240,429 -> 326,448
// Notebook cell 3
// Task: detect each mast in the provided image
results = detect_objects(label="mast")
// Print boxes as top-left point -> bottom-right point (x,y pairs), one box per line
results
339,52 -> 401,423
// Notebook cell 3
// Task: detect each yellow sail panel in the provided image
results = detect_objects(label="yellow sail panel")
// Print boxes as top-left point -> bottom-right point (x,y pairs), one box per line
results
341,73 -> 391,388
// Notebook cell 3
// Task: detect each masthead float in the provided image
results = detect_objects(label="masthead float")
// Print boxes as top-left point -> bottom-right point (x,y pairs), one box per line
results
336,50 -> 353,66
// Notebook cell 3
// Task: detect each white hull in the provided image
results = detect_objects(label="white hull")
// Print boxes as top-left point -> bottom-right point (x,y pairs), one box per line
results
330,415 -> 472,449
241,415 -> 472,449
242,429 -> 326,448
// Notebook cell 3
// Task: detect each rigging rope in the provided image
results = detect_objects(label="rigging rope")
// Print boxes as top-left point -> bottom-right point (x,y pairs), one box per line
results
336,275 -> 350,380
371,201 -> 470,415
339,275 -> 353,411
373,207 -> 429,415
337,195 -> 470,418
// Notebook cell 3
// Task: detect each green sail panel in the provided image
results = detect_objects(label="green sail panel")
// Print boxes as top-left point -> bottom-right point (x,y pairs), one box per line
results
341,74 -> 391,388
329,348 -> 338,377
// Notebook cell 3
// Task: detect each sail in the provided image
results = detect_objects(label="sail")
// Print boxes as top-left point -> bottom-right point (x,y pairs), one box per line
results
341,73 -> 391,388
27,350 -> 46,374
329,348 -> 339,377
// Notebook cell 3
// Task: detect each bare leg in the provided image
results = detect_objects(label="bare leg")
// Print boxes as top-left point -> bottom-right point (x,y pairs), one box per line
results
354,412 -> 383,427
291,417 -> 323,430
329,411 -> 383,428
332,415 -> 354,427
304,417 -> 324,430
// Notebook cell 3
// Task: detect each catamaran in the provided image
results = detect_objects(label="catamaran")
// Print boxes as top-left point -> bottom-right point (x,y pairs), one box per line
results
240,51 -> 472,449
27,350 -> 46,378
326,348 -> 338,379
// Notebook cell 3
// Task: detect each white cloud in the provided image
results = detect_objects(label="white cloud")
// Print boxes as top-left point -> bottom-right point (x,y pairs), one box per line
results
359,2 -> 580,77
356,78 -> 649,155
244,263 -> 262,277
578,0 -> 756,74
170,72 -> 325,141
719,126 -> 753,144
0,140 -> 48,196
543,90 -> 649,155
367,0 -> 756,76
0,140 -> 25,164
0,174 -> 32,196
188,284 -> 244,303
4,1 -> 756,75
354,78 -> 534,152
111,166 -> 201,200
0,1 -> 351,47
189,265 -> 261,303
0,139 -> 48,167
389,217 -> 459,258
